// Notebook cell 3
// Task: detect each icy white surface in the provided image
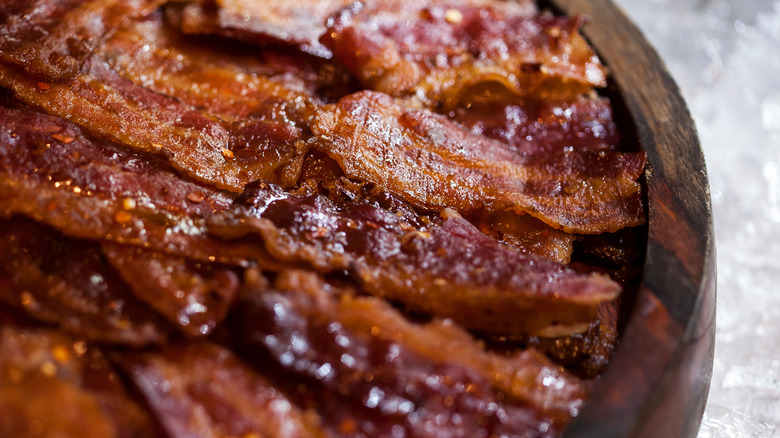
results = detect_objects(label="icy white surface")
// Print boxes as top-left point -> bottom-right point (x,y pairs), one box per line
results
615,0 -> 780,436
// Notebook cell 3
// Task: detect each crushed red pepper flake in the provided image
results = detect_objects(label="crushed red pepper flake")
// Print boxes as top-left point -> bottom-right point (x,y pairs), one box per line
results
186,191 -> 205,203
114,210 -> 133,223
52,133 -> 75,143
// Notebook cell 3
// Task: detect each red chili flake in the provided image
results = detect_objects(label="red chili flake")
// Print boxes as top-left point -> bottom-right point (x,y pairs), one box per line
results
114,210 -> 133,223
221,148 -> 235,159
36,82 -> 50,91
187,191 -> 205,203
52,133 -> 74,144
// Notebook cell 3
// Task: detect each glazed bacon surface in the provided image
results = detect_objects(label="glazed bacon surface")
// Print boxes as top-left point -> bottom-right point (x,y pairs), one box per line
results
232,270 -> 579,437
0,218 -> 171,345
0,0 -> 647,436
118,342 -> 325,438
102,243 -> 241,337
0,327 -> 163,438
0,57 -> 304,192
313,91 -> 645,234
452,95 -> 622,156
0,104 -> 621,335
211,184 -> 620,335
0,0 -> 164,81
166,0 -> 356,58
322,0 -> 599,109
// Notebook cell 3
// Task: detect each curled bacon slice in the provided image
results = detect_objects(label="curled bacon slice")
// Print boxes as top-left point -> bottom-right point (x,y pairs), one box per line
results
0,327 -> 163,438
295,151 -> 576,262
0,56 -> 302,192
312,91 -> 646,234
0,218 -> 170,346
117,342 -> 324,438
322,1 -> 598,109
0,105 -> 276,266
471,210 -> 576,264
210,182 -> 621,336
102,243 -> 240,337
452,95 -> 621,156
0,104 -> 619,336
281,270 -> 586,419
0,0 -> 163,80
166,0 -> 355,58
232,270 -> 571,437
99,14 -> 322,123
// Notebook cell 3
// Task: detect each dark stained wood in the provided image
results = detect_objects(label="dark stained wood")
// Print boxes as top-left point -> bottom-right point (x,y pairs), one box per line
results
542,1 -> 717,437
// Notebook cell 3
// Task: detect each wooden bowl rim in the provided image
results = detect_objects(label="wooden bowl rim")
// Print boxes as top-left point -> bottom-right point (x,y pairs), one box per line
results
542,1 -> 717,437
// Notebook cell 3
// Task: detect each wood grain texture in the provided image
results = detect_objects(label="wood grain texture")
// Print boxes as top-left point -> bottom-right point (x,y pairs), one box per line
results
541,1 -> 717,437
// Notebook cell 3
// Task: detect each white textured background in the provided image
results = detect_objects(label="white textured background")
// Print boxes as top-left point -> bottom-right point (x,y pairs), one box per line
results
615,1 -> 780,436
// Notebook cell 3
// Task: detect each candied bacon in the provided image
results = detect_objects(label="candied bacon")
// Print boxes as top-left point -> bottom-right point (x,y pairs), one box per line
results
102,243 -> 240,337
232,270 -> 568,437
1,103 -> 604,340
208,182 -> 621,336
0,0 -> 163,81
522,319 -> 618,379
0,327 -> 163,438
0,56 -> 304,191
322,1 -> 599,109
470,210 -> 576,264
167,0 -> 355,58
99,14 -> 321,123
451,95 -> 621,156
117,342 -> 324,438
0,217 -> 170,346
0,0 -> 648,434
275,270 -> 586,420
294,152 -> 576,264
0,105 -> 281,266
312,91 -> 646,234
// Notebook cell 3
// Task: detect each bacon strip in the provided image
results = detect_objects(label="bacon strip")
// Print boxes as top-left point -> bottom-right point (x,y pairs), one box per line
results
166,0 -> 356,58
0,56 -> 303,191
278,270 -> 586,420
0,105 -> 619,335
99,14 -> 321,123
312,91 -> 646,234
117,342 -> 324,438
471,210 -> 576,264
0,0 -> 163,81
0,105 -> 277,266
210,183 -> 621,336
0,218 -> 170,346
512,318 -> 618,379
452,95 -> 621,156
232,270 -> 572,437
0,327 -> 163,438
102,243 -> 240,337
294,151 -> 576,262
323,1 -> 597,109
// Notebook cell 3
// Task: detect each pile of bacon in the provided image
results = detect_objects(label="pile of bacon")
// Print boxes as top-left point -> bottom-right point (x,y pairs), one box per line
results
0,0 -> 647,436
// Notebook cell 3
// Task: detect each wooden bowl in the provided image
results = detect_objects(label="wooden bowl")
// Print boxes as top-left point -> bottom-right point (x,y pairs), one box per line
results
541,1 -> 717,437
